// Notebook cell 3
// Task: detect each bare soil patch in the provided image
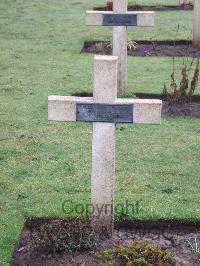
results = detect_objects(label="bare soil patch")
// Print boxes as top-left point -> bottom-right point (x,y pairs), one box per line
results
81,40 -> 200,57
11,218 -> 200,266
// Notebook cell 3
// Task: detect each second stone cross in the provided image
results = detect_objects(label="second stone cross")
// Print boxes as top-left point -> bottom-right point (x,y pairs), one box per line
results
86,0 -> 155,95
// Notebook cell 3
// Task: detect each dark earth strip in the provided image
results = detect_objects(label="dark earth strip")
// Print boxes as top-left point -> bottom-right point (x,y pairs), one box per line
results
94,4 -> 193,12
11,218 -> 200,266
81,40 -> 200,57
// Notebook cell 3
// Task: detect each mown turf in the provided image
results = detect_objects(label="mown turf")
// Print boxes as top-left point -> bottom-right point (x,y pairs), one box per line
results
0,0 -> 200,265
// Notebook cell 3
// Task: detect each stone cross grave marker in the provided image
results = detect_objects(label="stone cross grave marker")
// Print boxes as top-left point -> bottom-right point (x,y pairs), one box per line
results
193,0 -> 200,47
86,0 -> 155,95
48,55 -> 162,236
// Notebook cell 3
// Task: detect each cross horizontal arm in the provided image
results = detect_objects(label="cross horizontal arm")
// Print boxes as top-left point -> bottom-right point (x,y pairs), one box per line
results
48,96 -> 162,125
86,11 -> 154,27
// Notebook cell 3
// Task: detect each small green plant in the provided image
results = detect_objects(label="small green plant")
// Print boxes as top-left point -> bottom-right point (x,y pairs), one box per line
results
150,38 -> 158,54
97,249 -> 113,261
95,42 -> 104,51
106,40 -> 138,51
106,41 -> 112,49
127,39 -> 138,51
187,237 -> 200,254
98,240 -> 176,266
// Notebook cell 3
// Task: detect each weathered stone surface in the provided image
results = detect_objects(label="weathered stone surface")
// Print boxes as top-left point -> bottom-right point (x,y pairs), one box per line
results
193,0 -> 200,47
86,11 -> 104,26
48,97 -> 162,125
85,11 -> 154,27
117,99 -> 162,124
93,55 -> 117,103
137,11 -> 154,27
133,101 -> 161,124
113,0 -> 127,13
180,0 -> 189,4
113,25 -> 127,95
48,96 -> 92,122
91,55 -> 117,236
92,122 -> 115,236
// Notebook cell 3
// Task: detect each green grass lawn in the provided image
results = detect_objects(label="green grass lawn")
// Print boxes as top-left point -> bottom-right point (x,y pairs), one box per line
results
0,0 -> 200,265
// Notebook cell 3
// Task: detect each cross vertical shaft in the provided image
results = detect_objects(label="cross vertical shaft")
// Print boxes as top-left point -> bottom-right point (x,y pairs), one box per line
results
91,56 -> 118,236
193,0 -> 200,47
113,0 -> 128,95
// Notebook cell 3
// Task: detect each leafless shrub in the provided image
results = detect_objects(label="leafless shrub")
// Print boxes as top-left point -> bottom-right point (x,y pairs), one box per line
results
163,26 -> 200,105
